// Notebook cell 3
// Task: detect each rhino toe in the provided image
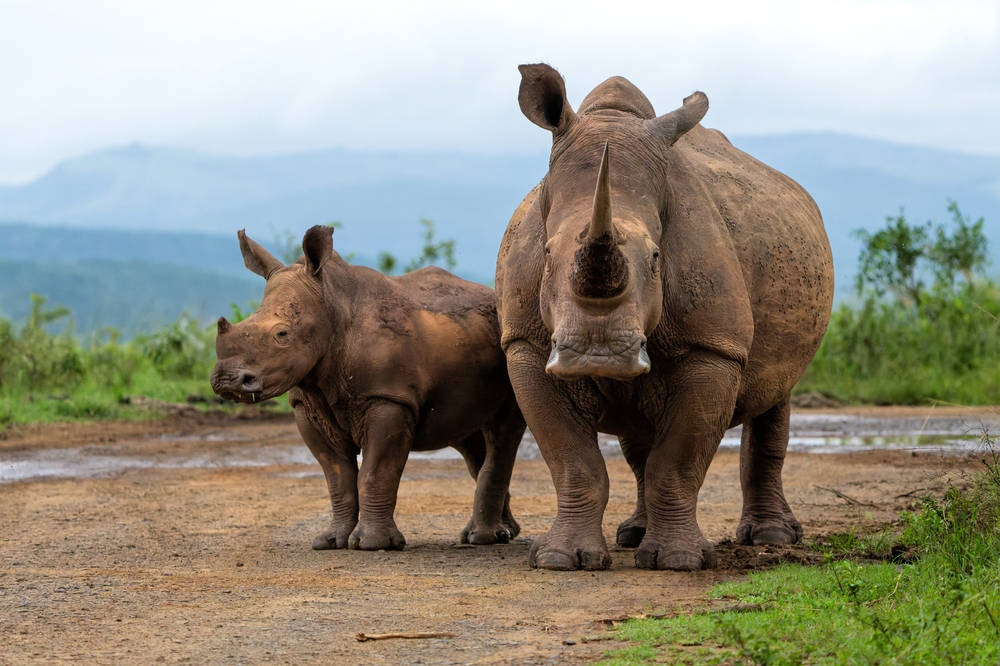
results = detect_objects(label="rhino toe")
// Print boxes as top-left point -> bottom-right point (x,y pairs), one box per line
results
348,523 -> 406,551
737,520 -> 802,546
461,524 -> 512,545
528,532 -> 611,571
311,525 -> 355,550
635,538 -> 717,571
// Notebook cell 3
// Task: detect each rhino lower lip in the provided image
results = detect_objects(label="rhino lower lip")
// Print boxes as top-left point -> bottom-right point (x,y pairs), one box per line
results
545,339 -> 651,379
219,389 -> 263,403
241,391 -> 262,403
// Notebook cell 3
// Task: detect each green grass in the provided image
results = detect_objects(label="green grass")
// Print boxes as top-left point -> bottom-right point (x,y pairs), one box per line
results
0,295 -> 252,426
0,375 -> 221,426
797,282 -> 1000,405
600,434 -> 1000,665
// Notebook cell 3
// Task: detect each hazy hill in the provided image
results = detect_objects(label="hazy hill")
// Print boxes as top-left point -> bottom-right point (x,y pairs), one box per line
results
0,146 -> 548,284
1,133 -> 998,334
0,260 -> 262,336
0,224 -> 248,275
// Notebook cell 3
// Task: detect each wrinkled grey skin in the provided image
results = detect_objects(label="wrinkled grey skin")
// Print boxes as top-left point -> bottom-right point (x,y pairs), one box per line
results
212,226 -> 525,551
496,64 -> 834,571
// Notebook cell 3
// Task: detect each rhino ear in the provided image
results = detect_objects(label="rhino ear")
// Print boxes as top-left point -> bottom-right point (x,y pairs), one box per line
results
238,229 -> 284,280
645,91 -> 709,147
302,225 -> 334,277
518,63 -> 576,133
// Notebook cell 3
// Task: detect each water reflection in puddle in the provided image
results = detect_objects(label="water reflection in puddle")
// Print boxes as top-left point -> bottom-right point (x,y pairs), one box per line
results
2,412 -> 994,483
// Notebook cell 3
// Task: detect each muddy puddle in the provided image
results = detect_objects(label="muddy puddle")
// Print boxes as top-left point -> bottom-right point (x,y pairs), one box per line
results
2,410 -> 995,484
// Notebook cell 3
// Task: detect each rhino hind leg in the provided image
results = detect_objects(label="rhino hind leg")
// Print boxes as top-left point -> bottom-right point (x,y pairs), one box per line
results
459,394 -> 525,545
735,402 -> 802,546
736,399 -> 802,545
616,436 -> 652,548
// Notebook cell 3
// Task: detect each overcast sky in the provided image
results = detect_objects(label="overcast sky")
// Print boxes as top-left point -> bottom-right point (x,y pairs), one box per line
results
0,0 -> 998,184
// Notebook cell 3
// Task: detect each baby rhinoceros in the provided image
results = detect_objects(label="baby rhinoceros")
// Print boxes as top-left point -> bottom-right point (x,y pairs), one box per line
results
211,226 -> 526,551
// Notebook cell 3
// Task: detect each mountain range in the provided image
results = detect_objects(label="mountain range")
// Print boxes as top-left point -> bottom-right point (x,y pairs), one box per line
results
1,133 -> 998,334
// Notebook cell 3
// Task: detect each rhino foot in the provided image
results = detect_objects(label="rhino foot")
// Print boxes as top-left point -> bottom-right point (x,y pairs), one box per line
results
736,518 -> 802,546
348,523 -> 406,551
311,524 -> 355,550
615,517 -> 647,549
528,531 -> 611,571
635,537 -> 717,571
461,517 -> 521,545
461,524 -> 512,545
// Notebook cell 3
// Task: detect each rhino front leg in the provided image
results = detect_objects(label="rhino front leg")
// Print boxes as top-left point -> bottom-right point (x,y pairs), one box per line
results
616,436 -> 651,548
460,392 -> 525,545
507,341 -> 611,571
349,400 -> 412,551
636,351 -> 740,571
737,399 -> 802,545
294,404 -> 359,550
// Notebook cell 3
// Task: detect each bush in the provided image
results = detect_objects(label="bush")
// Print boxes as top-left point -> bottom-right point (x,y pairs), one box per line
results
134,313 -> 215,380
800,202 -> 1000,405
0,294 -> 85,394
800,282 -> 1000,404
0,295 -> 227,424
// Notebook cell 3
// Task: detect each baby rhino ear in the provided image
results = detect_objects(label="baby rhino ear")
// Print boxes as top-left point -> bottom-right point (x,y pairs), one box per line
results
238,229 -> 284,279
302,225 -> 334,276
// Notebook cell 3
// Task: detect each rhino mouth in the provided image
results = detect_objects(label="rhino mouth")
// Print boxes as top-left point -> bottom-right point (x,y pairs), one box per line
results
226,389 -> 265,404
210,367 -> 269,404
545,332 -> 651,380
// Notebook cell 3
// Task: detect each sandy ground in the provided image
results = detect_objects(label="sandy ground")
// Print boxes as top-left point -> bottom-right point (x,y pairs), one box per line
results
0,408 -> 990,665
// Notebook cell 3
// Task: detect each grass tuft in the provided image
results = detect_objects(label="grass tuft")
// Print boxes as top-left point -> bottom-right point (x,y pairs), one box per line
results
601,426 -> 1000,665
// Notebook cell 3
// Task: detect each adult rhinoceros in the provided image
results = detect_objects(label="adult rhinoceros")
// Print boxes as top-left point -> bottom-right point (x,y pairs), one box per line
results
495,64 -> 834,571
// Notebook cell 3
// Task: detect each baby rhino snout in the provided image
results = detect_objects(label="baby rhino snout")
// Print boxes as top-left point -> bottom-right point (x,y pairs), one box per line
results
211,361 -> 262,401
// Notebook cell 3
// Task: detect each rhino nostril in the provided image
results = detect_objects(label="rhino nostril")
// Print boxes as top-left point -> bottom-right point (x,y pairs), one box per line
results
239,372 -> 259,389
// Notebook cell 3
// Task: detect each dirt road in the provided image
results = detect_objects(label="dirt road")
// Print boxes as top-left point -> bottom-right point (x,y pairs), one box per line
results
0,409 -> 989,664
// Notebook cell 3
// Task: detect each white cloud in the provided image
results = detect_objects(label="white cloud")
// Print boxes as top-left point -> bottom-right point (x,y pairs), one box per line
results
0,0 -> 997,182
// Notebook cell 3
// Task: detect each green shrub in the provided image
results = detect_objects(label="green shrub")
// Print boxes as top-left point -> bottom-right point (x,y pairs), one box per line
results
800,202 -> 1000,405
801,282 -> 1000,404
134,313 -> 215,380
0,295 -> 229,424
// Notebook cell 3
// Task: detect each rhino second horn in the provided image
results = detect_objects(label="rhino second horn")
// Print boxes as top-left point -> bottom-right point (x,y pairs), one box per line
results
217,316 -> 232,336
589,140 -> 615,240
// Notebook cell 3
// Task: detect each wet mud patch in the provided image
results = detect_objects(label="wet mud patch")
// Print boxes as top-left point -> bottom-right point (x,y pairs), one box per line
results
714,541 -> 825,571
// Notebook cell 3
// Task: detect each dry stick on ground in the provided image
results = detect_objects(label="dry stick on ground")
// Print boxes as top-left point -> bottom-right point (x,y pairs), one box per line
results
814,485 -> 878,507
894,487 -> 930,499
353,631 -> 459,642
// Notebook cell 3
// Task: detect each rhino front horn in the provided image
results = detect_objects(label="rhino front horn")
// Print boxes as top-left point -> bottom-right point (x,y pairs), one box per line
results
589,140 -> 615,240
217,316 -> 232,336
573,141 -> 629,300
